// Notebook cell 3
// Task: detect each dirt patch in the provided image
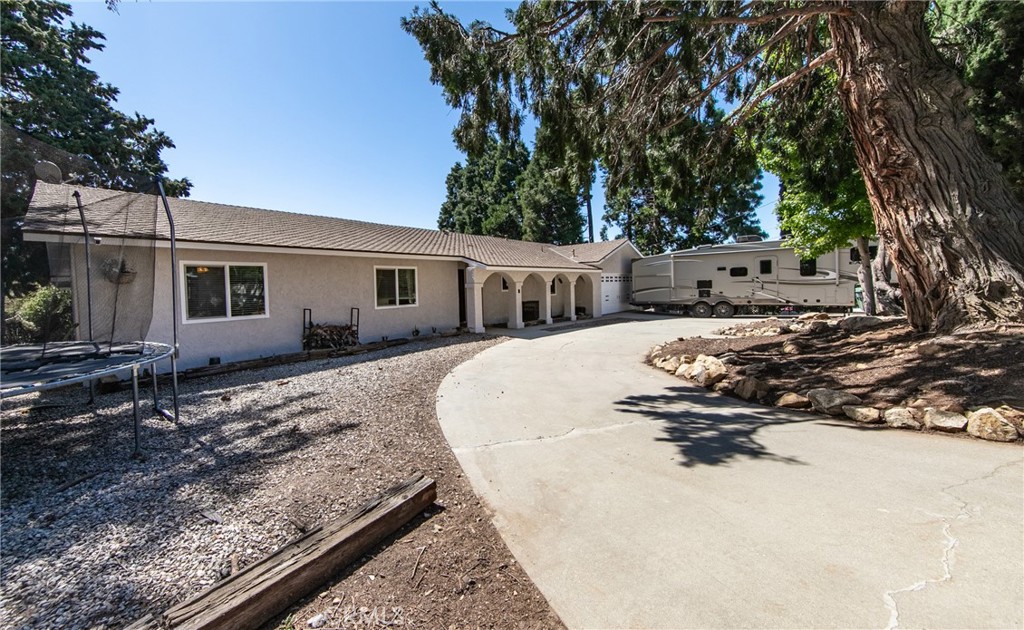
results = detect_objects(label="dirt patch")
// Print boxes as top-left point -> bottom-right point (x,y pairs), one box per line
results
1,335 -> 563,630
654,317 -> 1024,430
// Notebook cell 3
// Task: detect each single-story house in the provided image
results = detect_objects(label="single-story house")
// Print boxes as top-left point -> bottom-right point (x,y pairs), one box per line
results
23,181 -> 641,370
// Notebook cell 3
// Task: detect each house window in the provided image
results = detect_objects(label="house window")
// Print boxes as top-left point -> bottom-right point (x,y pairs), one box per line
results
800,259 -> 818,276
375,267 -> 417,308
759,260 -> 773,275
550,279 -> 557,295
183,263 -> 267,321
501,277 -> 509,292
729,267 -> 748,277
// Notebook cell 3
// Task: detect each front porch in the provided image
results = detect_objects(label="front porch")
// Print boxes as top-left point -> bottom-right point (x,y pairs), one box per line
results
462,267 -> 603,333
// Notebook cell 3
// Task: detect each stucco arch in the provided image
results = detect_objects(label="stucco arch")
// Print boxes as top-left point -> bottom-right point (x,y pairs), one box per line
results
573,272 -> 600,318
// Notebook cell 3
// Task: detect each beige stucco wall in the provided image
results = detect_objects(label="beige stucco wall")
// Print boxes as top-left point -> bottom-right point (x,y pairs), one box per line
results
481,274 -> 510,326
134,247 -> 461,370
599,243 -> 641,275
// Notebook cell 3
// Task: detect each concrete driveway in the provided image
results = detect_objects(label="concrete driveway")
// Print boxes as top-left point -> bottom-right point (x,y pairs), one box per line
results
436,315 -> 1023,629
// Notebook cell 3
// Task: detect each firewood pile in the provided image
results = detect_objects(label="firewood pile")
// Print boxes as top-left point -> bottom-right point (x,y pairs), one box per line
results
304,323 -> 359,349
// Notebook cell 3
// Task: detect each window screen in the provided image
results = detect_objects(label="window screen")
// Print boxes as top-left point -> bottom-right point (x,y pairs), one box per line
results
185,264 -> 267,320
229,266 -> 266,317
759,260 -> 773,274
376,268 -> 417,307
730,267 -> 748,277
800,259 -> 818,276
186,265 -> 227,319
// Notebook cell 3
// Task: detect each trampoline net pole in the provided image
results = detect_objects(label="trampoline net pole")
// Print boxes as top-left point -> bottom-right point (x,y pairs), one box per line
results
156,178 -> 181,423
72,191 -> 95,343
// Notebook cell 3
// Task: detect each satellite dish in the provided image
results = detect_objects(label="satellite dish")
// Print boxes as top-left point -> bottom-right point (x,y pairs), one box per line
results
34,161 -> 62,184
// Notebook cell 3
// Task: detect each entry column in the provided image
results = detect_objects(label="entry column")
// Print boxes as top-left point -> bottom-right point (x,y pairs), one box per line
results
464,268 -> 486,333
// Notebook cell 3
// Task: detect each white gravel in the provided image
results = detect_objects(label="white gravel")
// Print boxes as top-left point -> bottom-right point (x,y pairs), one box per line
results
0,334 -> 504,629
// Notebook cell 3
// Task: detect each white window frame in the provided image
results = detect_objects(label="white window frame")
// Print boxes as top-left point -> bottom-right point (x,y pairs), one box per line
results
180,261 -> 270,324
374,265 -> 419,309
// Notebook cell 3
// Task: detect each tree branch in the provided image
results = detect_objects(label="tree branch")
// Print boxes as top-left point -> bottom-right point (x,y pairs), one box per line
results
645,5 -> 853,26
660,14 -> 810,131
727,47 -> 837,126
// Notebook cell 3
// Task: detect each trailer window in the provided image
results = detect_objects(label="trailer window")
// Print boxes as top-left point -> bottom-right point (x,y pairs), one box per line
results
759,260 -> 773,274
730,267 -> 748,277
696,280 -> 712,289
800,259 -> 817,276
849,246 -> 879,263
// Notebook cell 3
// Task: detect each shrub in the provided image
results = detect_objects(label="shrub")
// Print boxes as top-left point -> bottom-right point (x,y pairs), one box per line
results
6,285 -> 76,343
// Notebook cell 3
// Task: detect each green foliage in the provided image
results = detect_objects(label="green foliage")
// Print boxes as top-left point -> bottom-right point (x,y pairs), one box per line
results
518,149 -> 585,245
930,0 -> 1024,201
439,137 -> 529,239
755,70 -> 874,259
5,285 -> 76,342
403,2 -> 780,251
438,136 -> 584,244
1,0 -> 192,295
604,109 -> 764,255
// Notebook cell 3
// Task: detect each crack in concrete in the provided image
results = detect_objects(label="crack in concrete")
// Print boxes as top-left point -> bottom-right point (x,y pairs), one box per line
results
881,458 -> 1021,630
455,417 -> 661,452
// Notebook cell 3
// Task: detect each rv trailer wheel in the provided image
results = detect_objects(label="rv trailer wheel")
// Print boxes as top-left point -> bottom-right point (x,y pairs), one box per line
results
691,302 -> 713,318
713,302 -> 736,318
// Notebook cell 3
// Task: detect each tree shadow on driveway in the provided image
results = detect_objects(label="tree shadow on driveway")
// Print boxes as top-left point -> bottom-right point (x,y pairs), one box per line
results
614,385 -> 819,468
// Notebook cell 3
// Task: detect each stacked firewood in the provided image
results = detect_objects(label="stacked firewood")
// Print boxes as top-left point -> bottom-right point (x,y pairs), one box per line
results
304,323 -> 359,349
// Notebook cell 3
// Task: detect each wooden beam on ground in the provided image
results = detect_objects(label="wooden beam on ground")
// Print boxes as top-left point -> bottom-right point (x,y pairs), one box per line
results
154,473 -> 435,630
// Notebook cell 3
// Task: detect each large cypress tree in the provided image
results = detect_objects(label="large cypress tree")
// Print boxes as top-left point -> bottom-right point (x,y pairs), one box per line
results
403,1 -> 1024,333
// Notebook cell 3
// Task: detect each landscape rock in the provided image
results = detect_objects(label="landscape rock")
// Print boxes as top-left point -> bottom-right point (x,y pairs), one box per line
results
734,376 -> 767,400
804,320 -> 830,334
782,340 -> 804,354
712,380 -> 734,394
924,408 -> 968,432
996,405 -> 1024,434
839,316 -> 884,332
307,613 -> 327,628
660,357 -> 682,373
807,388 -> 863,415
798,312 -> 830,321
682,355 -> 728,387
884,407 -> 922,430
914,342 -> 943,357
774,392 -> 811,409
842,405 -> 882,424
966,408 -> 1020,442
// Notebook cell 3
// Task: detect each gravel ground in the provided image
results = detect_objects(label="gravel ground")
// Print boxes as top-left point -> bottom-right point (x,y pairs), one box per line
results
1,334 -> 563,629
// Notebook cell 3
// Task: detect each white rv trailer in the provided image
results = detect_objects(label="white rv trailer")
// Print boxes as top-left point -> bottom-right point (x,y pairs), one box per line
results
631,237 -> 864,317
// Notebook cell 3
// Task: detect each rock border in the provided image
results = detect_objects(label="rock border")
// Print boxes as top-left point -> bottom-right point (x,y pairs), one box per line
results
649,315 -> 1023,443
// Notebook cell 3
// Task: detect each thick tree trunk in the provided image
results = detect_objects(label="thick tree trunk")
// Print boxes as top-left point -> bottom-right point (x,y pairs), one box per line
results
829,2 -> 1024,332
871,233 -> 904,315
856,236 -> 876,315
585,188 -> 595,243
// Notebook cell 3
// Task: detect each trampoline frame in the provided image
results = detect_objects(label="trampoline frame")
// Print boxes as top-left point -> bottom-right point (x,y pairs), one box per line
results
1,178 -> 183,459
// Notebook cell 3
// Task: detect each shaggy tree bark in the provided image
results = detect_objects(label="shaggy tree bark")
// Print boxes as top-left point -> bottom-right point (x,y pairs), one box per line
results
855,236 -> 876,315
871,233 -> 904,315
829,1 -> 1024,332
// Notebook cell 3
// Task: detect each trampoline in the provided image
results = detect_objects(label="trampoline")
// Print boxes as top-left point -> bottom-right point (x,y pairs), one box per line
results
1,342 -> 176,457
1,133 -> 183,458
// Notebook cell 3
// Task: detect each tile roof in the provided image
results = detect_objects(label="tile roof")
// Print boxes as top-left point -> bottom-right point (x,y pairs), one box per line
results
24,182 -> 600,271
551,239 -> 635,264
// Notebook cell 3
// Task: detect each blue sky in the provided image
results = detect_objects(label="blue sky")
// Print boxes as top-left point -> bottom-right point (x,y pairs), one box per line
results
70,1 -> 779,240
